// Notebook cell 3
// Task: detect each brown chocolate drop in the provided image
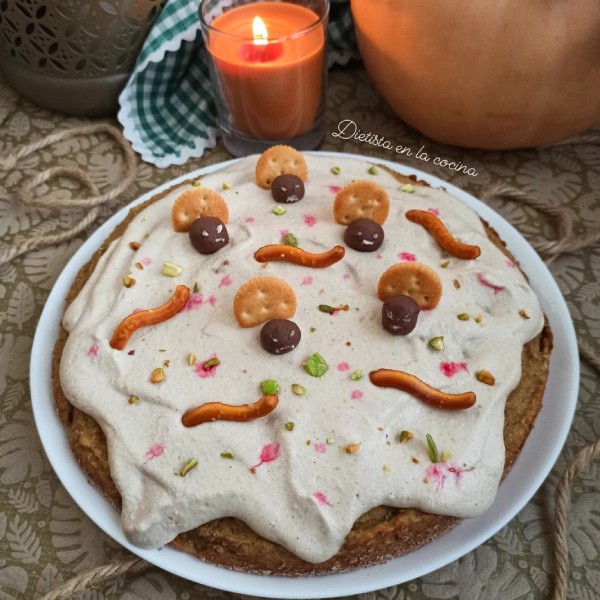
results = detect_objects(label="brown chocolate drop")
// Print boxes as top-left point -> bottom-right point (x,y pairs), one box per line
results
344,218 -> 384,252
189,216 -> 229,254
271,174 -> 305,204
382,295 -> 420,335
260,319 -> 301,355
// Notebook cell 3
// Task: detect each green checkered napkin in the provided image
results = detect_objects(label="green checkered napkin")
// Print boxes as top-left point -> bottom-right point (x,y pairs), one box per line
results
118,0 -> 358,168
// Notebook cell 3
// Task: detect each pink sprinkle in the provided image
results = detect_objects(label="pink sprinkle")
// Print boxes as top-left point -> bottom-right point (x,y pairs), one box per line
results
313,442 -> 327,453
425,461 -> 473,491
303,215 -> 317,227
477,273 -> 505,294
194,354 -> 220,378
343,273 -> 351,279
251,442 -> 281,470
398,252 -> 416,262
132,308 -> 144,314
141,257 -> 153,266
337,362 -> 350,372
300,276 -> 313,286
87,344 -> 99,357
313,491 -> 332,507
144,442 -> 164,463
439,361 -> 469,377
280,228 -> 289,237
219,275 -> 232,288
329,185 -> 342,194
427,207 -> 440,216
184,294 -> 216,311
376,254 -> 383,260
506,259 -> 517,268
245,217 -> 255,223
351,390 -> 363,400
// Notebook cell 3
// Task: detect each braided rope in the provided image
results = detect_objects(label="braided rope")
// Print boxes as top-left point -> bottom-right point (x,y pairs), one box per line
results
38,556 -> 150,600
0,123 -> 137,267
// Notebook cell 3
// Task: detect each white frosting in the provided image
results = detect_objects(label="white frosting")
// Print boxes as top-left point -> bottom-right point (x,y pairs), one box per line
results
60,155 -> 544,563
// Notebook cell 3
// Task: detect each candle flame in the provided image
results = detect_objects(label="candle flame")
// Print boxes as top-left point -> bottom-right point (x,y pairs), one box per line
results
252,16 -> 268,45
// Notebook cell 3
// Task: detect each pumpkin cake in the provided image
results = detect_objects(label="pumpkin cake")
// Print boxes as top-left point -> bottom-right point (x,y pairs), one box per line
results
52,150 -> 552,575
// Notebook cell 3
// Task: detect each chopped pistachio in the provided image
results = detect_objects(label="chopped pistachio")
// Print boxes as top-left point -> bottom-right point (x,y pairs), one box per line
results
440,259 -> 450,268
474,315 -> 483,324
128,395 -> 139,405
179,458 -> 198,477
303,353 -> 329,377
285,422 -> 295,431
426,433 -> 439,463
122,275 -> 136,288
129,241 -> 141,250
351,369 -> 363,381
345,443 -> 361,454
368,166 -> 378,175
401,183 -> 416,193
382,465 -> 391,473
282,232 -> 298,247
203,357 -> 220,369
476,369 -> 496,385
193,282 -> 200,294
291,383 -> 307,396
457,313 -> 470,321
222,182 -> 232,190
331,166 -> 341,175
440,450 -> 451,462
272,205 -> 286,216
412,456 -> 420,464
150,368 -> 165,383
191,180 -> 201,187
162,261 -> 183,277
453,278 -> 461,289
318,304 -> 335,314
398,430 -> 413,443
309,327 -> 316,333
260,379 -> 279,395
519,308 -> 530,319
187,352 -> 196,366
326,437 -> 335,444
428,336 -> 445,351
220,452 -> 234,459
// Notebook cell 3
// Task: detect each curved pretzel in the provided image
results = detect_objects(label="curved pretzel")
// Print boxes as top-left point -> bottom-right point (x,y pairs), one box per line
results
254,244 -> 345,268
182,395 -> 279,427
369,369 -> 476,410
405,209 -> 481,260
109,285 -> 190,350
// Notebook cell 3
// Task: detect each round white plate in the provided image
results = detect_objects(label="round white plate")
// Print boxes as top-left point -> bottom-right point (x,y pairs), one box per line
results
31,152 -> 579,599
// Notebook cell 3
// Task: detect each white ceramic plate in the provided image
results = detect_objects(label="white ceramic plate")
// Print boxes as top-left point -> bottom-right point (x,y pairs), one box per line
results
31,152 -> 579,599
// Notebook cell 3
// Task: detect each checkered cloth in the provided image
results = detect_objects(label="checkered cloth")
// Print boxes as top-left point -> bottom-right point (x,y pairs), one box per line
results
118,0 -> 358,168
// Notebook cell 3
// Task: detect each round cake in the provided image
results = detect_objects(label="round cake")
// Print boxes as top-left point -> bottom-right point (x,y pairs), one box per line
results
52,149 -> 552,574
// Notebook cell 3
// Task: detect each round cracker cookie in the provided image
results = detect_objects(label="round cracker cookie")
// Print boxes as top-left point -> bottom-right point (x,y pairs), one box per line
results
233,276 -> 297,328
171,187 -> 229,232
333,180 -> 390,225
255,146 -> 308,189
377,263 -> 443,309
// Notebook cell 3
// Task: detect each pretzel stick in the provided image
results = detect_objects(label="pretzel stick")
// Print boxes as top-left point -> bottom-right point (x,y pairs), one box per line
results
369,369 -> 476,409
182,395 -> 279,427
254,244 -> 345,268
405,209 -> 481,260
109,285 -> 190,350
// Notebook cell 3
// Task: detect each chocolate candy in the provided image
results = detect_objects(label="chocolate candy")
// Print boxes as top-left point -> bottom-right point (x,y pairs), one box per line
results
271,174 -> 305,204
382,295 -> 420,335
344,218 -> 384,252
260,319 -> 301,355
189,216 -> 229,254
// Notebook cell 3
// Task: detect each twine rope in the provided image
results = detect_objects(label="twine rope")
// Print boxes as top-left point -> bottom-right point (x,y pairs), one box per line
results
0,123 -> 137,268
2,128 -> 598,600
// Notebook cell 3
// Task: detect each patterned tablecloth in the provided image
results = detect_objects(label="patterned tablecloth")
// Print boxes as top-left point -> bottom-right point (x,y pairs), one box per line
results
0,62 -> 599,600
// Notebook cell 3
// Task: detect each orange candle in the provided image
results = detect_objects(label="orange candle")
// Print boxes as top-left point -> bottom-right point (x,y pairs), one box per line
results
205,2 -> 327,141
